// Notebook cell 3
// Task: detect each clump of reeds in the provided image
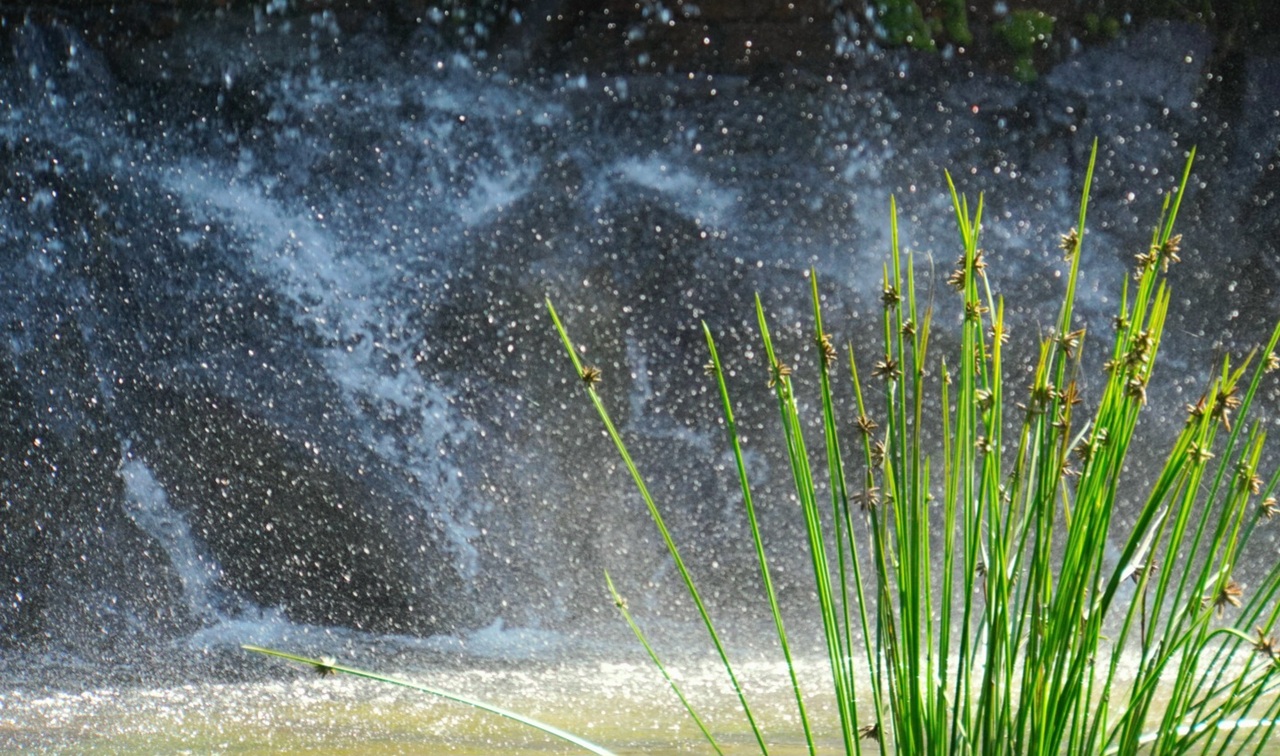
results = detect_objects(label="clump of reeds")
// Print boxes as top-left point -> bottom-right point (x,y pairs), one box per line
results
548,141 -> 1280,755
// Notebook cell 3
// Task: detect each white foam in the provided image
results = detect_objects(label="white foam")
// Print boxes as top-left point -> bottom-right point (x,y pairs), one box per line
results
161,168 -> 481,577
118,447 -> 225,623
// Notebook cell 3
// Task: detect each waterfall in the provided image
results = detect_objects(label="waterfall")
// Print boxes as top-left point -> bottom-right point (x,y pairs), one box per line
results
0,9 -> 1276,662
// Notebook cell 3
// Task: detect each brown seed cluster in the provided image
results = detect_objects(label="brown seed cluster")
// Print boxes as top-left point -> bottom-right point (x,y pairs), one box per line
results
1237,463 -> 1264,495
947,249 -> 987,291
816,332 -> 837,368
873,355 -> 901,382
1059,228 -> 1080,259
1134,234 -> 1183,276
1204,580 -> 1243,617
1253,627 -> 1279,664
313,656 -> 338,677
1262,497 -> 1280,519
854,485 -> 881,511
1056,328 -> 1085,358
768,361 -> 792,388
882,284 -> 901,309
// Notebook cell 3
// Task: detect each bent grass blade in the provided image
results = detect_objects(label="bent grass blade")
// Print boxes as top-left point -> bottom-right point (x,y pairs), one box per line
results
242,645 -> 619,756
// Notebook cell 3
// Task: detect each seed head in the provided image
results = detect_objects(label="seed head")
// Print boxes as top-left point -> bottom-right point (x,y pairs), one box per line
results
1028,382 -> 1056,411
853,485 -> 881,511
1211,384 -> 1241,430
1157,234 -> 1182,272
1061,381 -> 1083,407
1059,228 -> 1080,259
856,414 -> 879,436
1237,463 -> 1264,495
1254,627 -> 1279,661
768,361 -> 792,388
580,366 -> 602,387
1188,442 -> 1215,465
1263,497 -> 1280,520
313,655 -> 338,677
816,332 -> 837,368
871,440 -> 886,468
1056,328 -> 1086,358
1125,376 -> 1148,405
1204,580 -> 1243,617
1129,560 -> 1158,585
872,356 -> 901,382
1134,248 -> 1157,274
1074,437 -> 1095,464
1123,330 -> 1153,371
1186,396 -> 1207,424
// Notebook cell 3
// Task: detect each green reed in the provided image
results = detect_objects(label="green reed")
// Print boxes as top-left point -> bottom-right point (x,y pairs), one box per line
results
241,645 -> 620,755
549,141 -> 1280,754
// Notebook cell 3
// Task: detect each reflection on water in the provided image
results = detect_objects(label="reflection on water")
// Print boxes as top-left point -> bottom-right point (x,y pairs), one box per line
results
1,655 -> 840,755
6,652 -> 1280,754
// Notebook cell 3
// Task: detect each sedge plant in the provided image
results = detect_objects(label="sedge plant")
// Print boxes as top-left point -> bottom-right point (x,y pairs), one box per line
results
548,141 -> 1280,755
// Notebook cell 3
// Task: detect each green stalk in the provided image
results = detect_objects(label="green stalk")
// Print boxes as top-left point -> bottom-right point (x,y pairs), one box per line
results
847,339 -> 891,755
755,293 -> 858,753
547,300 -> 770,755
604,573 -> 724,756
242,646 -> 618,756
703,322 -> 817,755
809,272 -> 864,755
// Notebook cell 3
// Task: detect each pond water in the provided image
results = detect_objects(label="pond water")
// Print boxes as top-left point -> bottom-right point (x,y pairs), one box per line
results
3,642 -> 843,755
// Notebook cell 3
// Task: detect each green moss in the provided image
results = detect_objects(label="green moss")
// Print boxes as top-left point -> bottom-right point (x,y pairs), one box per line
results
874,0 -> 936,51
996,9 -> 1056,82
941,0 -> 973,46
996,9 -> 1055,54
1083,12 -> 1122,40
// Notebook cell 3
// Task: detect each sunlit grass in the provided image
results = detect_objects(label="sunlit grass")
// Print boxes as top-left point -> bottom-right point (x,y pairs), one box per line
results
548,141 -> 1280,755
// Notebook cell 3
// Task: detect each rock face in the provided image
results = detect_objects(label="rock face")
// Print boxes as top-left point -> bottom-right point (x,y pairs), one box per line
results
0,20 -> 474,654
9,2 -> 1280,78
0,344 -> 192,658
500,0 -> 838,74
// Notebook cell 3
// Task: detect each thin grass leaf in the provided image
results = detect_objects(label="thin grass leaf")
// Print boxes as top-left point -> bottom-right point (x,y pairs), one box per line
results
703,322 -> 817,756
604,572 -> 724,756
242,645 -> 618,756
546,299 -> 770,755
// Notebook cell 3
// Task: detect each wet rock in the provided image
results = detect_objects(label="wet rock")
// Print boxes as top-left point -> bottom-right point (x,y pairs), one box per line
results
126,387 -> 467,634
0,336 -> 193,656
